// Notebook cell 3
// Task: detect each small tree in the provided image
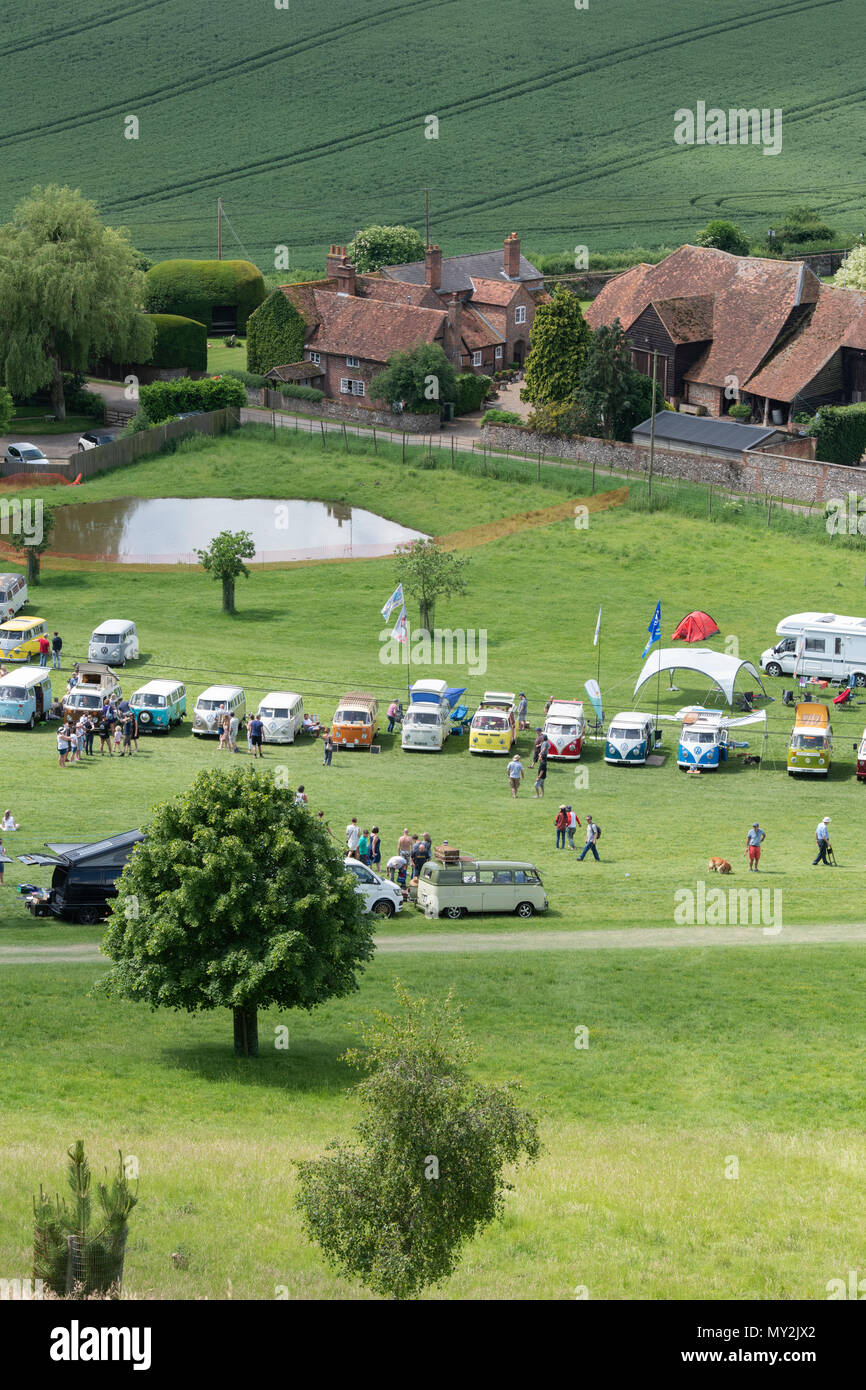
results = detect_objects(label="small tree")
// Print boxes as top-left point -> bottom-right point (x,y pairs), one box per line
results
0,185 -> 154,419
9,502 -> 55,586
778,205 -> 837,246
195,529 -> 256,613
296,984 -> 540,1300
346,225 -> 426,274
575,321 -> 666,440
521,284 -> 591,405
33,1140 -> 138,1296
696,219 -> 750,256
370,342 -> 456,414
394,538 -> 469,634
97,767 -> 375,1056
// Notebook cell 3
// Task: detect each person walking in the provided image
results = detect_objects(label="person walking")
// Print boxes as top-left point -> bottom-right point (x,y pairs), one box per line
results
746,821 -> 766,872
346,818 -> 361,858
533,743 -> 548,798
517,693 -> 528,731
555,805 -> 568,849
248,713 -> 264,758
813,816 -> 832,866
506,752 -> 524,798
532,727 -> 547,762
38,632 -> 50,668
566,806 -> 580,850
294,785 -> 308,807
322,729 -> 334,766
51,631 -> 62,670
578,815 -> 601,862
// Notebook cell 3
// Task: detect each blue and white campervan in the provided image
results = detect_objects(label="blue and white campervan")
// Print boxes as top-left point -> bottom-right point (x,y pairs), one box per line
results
129,679 -> 187,732
677,707 -> 727,770
604,711 -> 656,766
0,665 -> 51,729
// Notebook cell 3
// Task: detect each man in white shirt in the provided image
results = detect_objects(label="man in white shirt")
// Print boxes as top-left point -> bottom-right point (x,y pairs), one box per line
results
346,818 -> 361,856
578,815 -> 600,861
506,754 -> 524,798
229,713 -> 240,752
813,816 -> 832,866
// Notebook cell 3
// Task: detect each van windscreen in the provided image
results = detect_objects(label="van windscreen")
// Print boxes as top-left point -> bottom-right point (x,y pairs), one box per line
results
197,699 -> 226,712
136,693 -> 166,707
335,708 -> 369,723
91,633 -> 116,643
260,706 -> 288,719
611,727 -> 641,740
69,693 -> 101,709
0,685 -> 25,701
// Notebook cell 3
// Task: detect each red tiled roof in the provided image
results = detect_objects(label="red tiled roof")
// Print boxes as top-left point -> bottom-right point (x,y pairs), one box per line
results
356,275 -> 441,308
265,361 -> 324,382
460,305 -> 504,351
651,295 -> 713,343
469,276 -> 520,306
306,290 -> 446,361
745,283 -> 866,402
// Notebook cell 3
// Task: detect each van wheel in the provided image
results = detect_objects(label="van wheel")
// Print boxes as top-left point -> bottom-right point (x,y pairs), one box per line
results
28,714 -> 35,730
515,901 -> 535,919
765,662 -> 782,678
76,907 -> 101,926
371,898 -> 395,918
443,906 -> 466,920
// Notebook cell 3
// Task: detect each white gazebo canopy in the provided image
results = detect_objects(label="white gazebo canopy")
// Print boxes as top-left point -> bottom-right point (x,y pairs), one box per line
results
633,648 -> 766,707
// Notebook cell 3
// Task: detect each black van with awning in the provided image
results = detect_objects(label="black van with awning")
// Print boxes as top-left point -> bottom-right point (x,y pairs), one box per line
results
19,829 -> 144,925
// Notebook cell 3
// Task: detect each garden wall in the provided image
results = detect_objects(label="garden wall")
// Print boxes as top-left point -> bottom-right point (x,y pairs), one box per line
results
253,388 -> 439,434
479,422 -> 866,505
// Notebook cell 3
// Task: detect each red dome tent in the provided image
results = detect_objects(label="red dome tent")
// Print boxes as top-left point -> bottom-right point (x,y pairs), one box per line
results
671,611 -> 720,643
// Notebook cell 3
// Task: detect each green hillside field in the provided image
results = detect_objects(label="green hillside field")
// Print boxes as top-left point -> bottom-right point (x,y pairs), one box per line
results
1,0 -> 864,268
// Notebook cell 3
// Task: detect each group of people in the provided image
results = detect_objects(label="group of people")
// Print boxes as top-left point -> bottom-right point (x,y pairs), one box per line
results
344,818 -> 433,892
37,631 -> 63,670
554,806 -> 601,860
56,699 -> 139,767
504,726 -> 555,799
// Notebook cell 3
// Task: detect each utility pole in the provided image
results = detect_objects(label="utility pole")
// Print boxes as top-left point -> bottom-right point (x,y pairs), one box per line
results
217,197 -> 222,260
648,349 -> 658,506
425,188 -> 430,248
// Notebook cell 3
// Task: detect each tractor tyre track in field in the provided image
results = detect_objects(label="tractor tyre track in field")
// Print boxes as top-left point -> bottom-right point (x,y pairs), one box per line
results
0,0 -> 171,63
5,920 -> 866,966
92,0 -> 840,214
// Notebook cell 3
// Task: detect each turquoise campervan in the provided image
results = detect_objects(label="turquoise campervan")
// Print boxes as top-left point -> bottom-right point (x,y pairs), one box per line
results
129,679 -> 187,733
0,665 -> 51,728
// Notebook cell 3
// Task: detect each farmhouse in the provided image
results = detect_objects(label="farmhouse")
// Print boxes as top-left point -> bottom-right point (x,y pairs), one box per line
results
586,245 -> 866,425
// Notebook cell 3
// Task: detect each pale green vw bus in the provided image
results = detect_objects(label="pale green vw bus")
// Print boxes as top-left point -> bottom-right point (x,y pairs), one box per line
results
416,859 -> 548,920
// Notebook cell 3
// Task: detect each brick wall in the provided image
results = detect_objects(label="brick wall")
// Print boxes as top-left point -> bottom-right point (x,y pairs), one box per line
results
254,390 -> 440,433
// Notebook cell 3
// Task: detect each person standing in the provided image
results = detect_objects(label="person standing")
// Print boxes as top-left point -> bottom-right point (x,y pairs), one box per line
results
506,752 -> 524,799
813,816 -> 832,866
533,743 -> 548,798
397,827 -> 413,860
555,805 -> 568,849
746,821 -> 766,872
578,815 -> 601,862
316,811 -> 335,839
38,632 -> 50,668
81,715 -> 95,757
57,724 -> 69,768
0,836 -> 5,886
532,727 -> 546,762
229,711 -> 240,753
358,829 -> 371,865
294,786 -> 308,807
370,826 -> 381,869
322,729 -> 334,767
387,699 -> 400,734
248,712 -> 264,758
51,631 -> 62,670
517,693 -> 528,731
411,834 -> 431,880
566,806 -> 580,850
346,818 -> 361,858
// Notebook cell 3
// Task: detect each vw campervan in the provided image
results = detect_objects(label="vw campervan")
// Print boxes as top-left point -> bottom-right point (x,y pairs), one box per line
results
402,679 -> 451,752
788,702 -> 832,775
543,700 -> 586,760
0,666 -> 51,728
192,685 -> 245,736
257,692 -> 304,744
605,712 -> 657,766
469,692 -> 517,755
416,859 -> 548,919
677,708 -> 728,770
331,692 -> 379,750
0,617 -> 47,663
0,573 -> 27,620
62,664 -> 123,721
88,620 -> 139,666
130,680 -> 186,731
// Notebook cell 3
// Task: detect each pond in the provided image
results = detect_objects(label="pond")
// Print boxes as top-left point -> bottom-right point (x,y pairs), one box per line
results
49,497 -> 427,564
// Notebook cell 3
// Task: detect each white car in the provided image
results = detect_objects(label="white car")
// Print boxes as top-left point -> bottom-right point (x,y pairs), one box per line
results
3,443 -> 50,468
77,430 -> 119,452
343,858 -> 403,918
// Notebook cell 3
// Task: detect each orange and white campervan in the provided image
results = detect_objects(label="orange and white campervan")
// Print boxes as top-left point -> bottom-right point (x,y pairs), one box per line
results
330,692 -> 379,750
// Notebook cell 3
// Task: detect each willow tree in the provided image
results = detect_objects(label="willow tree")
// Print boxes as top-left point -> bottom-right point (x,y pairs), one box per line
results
0,185 -> 154,419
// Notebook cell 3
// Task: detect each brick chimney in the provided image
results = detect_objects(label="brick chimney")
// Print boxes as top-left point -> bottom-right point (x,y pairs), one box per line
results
504,232 -> 521,278
326,244 -> 343,279
333,246 -> 356,296
446,297 -> 464,367
425,244 -> 443,291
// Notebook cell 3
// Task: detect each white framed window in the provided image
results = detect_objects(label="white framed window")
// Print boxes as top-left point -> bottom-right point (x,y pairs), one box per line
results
514,305 -> 527,325
341,378 -> 365,396
307,351 -> 321,365
345,355 -> 360,367
472,350 -> 482,367
495,345 -> 503,360
352,379 -> 365,396
340,378 -> 351,394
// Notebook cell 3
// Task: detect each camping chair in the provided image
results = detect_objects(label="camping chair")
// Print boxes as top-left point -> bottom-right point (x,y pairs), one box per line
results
833,687 -> 852,707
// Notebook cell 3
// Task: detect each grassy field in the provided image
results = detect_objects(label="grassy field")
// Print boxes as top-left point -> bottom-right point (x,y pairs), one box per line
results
1,0 -> 863,265
206,339 -> 246,374
2,427 -> 866,1298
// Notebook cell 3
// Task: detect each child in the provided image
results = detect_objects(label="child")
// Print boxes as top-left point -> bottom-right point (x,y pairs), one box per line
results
113,721 -> 123,755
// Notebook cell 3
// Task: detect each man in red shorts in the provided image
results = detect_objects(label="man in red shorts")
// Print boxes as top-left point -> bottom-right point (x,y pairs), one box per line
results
746,821 -> 766,871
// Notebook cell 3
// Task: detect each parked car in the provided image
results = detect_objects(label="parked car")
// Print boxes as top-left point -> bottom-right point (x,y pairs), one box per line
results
2,443 -> 49,468
20,830 -> 144,925
129,679 -> 186,732
62,663 -> 123,721
0,616 -> 48,662
343,858 -> 403,918
0,572 -> 27,620
0,666 -> 51,728
88,619 -> 139,666
192,684 -> 245,736
77,430 -> 119,452
416,859 -> 547,920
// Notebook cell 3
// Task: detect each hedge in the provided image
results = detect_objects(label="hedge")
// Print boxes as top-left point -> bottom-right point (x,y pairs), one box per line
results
480,408 -> 523,425
221,368 -> 268,389
246,291 -> 308,375
139,376 -> 246,424
144,260 -> 266,333
147,313 -> 207,371
455,373 -> 492,415
278,382 -> 325,402
810,404 -> 866,468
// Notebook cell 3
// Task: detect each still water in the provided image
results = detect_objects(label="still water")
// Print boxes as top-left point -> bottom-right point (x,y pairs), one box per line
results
50,497 -> 427,564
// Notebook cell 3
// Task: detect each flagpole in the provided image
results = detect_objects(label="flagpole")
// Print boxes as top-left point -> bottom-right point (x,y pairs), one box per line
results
406,583 -> 411,704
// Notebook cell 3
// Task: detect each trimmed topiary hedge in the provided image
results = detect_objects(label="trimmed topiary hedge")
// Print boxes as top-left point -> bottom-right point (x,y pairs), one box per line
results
139,375 -> 246,424
246,291 -> 308,375
810,403 -> 866,467
144,260 -> 266,334
481,408 -> 524,425
221,368 -> 269,389
147,313 -> 208,371
278,382 -> 325,402
455,372 -> 492,415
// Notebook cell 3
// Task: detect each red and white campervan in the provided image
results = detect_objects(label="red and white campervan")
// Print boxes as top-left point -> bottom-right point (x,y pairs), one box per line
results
543,700 -> 586,760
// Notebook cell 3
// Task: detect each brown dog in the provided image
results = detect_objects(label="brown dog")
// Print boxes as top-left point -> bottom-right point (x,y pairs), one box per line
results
708,857 -> 732,874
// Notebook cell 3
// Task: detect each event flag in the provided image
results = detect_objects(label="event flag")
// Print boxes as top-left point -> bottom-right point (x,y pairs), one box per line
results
381,583 -> 404,622
642,601 -> 661,659
593,606 -> 602,647
392,605 -> 408,644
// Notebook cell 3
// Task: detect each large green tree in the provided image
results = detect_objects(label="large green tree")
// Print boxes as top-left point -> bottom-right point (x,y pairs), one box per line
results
295,984 -> 540,1299
521,284 -> 591,405
195,529 -> 256,613
97,767 -> 375,1056
574,321 -> 666,440
346,225 -> 426,273
370,342 -> 456,414
394,538 -> 469,634
0,186 -> 154,419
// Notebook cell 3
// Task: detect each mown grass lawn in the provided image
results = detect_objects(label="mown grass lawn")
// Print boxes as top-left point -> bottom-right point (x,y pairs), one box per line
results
2,428 -> 866,1298
206,339 -> 247,375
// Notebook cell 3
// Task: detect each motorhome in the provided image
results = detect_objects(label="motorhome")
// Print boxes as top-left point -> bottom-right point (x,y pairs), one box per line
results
0,666 -> 51,728
402,679 -> 452,752
256,692 -> 304,745
331,692 -> 379,750
416,859 -> 548,919
677,708 -> 728,771
762,613 -> 866,686
192,685 -> 245,736
604,712 -> 657,766
787,702 -> 832,776
129,679 -> 187,732
88,619 -> 139,667
62,664 -> 123,721
0,573 -> 27,620
20,830 -> 144,925
0,616 -> 47,662
543,700 -> 586,760
469,691 -> 517,755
